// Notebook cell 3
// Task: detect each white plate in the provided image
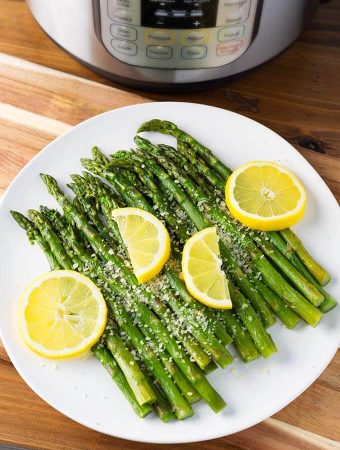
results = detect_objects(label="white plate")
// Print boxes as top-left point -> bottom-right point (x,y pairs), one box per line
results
0,102 -> 339,444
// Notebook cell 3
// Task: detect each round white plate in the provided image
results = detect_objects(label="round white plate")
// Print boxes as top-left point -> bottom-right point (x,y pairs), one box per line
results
0,102 -> 339,444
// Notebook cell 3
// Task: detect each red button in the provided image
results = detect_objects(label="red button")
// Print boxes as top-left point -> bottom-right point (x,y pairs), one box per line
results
216,40 -> 243,56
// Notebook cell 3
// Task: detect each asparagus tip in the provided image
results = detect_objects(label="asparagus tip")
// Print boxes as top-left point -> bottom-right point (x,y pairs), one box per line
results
137,119 -> 163,133
134,135 -> 147,145
70,174 -> 83,183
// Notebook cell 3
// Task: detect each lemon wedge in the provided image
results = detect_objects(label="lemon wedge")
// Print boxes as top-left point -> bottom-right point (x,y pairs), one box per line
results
112,207 -> 171,283
182,227 -> 231,309
225,161 -> 306,231
19,270 -> 107,359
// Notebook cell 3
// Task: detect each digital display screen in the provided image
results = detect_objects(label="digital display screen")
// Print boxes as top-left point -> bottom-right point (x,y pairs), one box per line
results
141,0 -> 219,29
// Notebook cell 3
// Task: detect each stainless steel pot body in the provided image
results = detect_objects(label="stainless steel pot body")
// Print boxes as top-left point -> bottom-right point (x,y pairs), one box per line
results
26,0 -> 319,90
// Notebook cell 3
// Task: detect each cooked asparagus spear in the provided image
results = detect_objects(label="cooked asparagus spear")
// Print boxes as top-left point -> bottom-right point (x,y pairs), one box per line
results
93,344 -> 153,418
161,140 -> 324,307
81,155 -> 276,359
267,231 -> 336,313
39,207 -> 195,420
75,164 -> 260,363
10,211 -> 60,269
74,169 -> 235,369
105,160 -> 260,360
138,119 -> 331,292
11,210 -> 155,418
280,228 -> 331,286
169,140 -> 336,313
40,174 -> 227,414
134,140 -> 322,328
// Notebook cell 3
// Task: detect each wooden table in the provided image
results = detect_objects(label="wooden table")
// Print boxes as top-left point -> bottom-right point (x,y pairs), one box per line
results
0,1 -> 339,449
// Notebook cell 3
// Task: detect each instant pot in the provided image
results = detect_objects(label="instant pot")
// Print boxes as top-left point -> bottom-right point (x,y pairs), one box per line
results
26,0 -> 319,91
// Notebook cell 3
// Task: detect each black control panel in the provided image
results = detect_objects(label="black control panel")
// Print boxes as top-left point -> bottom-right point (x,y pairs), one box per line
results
141,0 -> 219,29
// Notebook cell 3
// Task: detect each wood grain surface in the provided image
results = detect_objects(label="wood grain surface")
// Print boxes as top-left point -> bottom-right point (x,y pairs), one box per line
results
0,1 -> 339,449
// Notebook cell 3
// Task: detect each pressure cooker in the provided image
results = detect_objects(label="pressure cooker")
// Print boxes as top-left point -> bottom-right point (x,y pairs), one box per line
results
26,0 -> 319,91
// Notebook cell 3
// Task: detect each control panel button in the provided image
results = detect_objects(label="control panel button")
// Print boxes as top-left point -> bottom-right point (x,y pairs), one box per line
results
181,30 -> 209,45
146,45 -> 173,60
111,24 -> 137,41
218,25 -> 245,42
217,0 -> 251,26
181,45 -> 207,60
216,40 -> 243,56
112,9 -> 134,25
108,0 -> 134,19
111,39 -> 137,56
107,1 -> 141,25
145,29 -> 174,45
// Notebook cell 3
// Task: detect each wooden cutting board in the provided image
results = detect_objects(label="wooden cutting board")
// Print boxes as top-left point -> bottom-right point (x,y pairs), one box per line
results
0,50 -> 339,450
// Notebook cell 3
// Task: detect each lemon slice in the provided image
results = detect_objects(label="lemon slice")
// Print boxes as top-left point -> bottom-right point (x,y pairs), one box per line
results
112,207 -> 171,283
182,227 -> 231,309
225,161 -> 306,231
19,270 -> 107,359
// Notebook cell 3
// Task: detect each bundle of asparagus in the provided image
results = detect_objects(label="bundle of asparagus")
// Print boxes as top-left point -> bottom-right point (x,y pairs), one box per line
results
11,120 -> 336,422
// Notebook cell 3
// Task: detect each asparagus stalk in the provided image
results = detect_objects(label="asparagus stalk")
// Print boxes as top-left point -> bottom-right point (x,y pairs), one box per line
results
70,183 -> 117,247
138,119 -> 232,179
92,344 -> 153,418
267,231 -> 336,313
134,143 -> 322,328
120,159 -> 191,243
116,325 -> 176,422
76,168 -> 234,369
251,234 -> 323,306
105,328 -> 157,406
172,140 -> 335,313
139,323 -> 201,404
166,267 -> 260,363
10,211 -> 60,269
219,311 -> 261,363
167,140 -> 324,306
72,178 -> 217,372
74,173 -> 126,249
40,175 -> 226,414
248,275 -> 301,329
134,139 -> 275,323
280,229 -> 331,286
40,207 -> 195,420
27,209 -> 74,270
143,373 -> 176,422
11,210 -> 156,418
109,161 -> 258,357
165,267 -> 233,347
110,156 -> 276,330
120,144 -> 277,358
96,155 -> 275,358
162,284 -> 234,366
70,178 -> 214,369
138,119 -> 331,294
172,141 -> 225,197
44,176 -> 213,371
28,209 -> 158,406
83,158 -> 260,362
